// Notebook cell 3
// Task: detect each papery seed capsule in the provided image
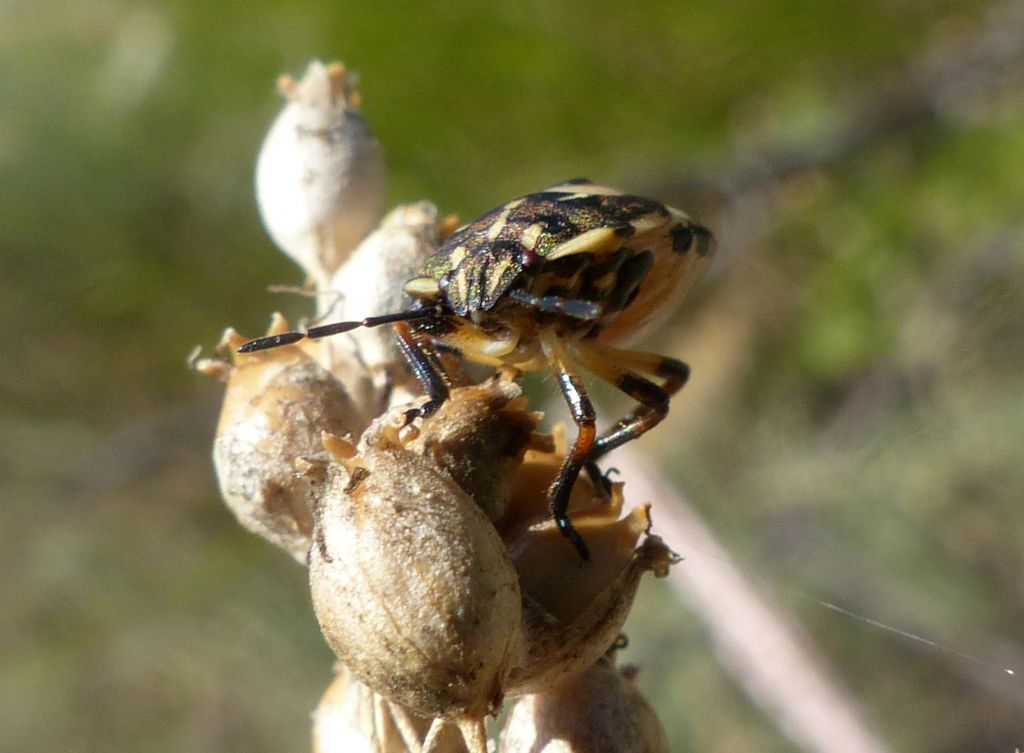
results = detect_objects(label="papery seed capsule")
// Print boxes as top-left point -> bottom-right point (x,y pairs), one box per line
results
202,322 -> 362,562
309,414 -> 523,722
255,60 -> 385,283
500,655 -> 669,753
405,372 -> 548,523
507,513 -> 677,697
313,664 -> 466,753
318,202 -> 443,412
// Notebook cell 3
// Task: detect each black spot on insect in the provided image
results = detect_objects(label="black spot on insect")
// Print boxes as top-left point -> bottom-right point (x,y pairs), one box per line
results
604,250 -> 653,313
617,372 -> 666,405
417,317 -> 457,337
614,224 -> 637,238
524,191 -> 575,204
669,223 -> 694,254
543,285 -> 575,300
569,194 -> 609,210
564,177 -> 592,185
546,253 -> 595,278
693,225 -> 714,257
585,248 -> 630,280
534,212 -> 579,238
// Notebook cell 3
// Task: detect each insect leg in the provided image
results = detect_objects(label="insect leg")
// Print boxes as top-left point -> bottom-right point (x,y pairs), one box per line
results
539,329 -> 594,561
393,320 -> 450,420
571,344 -> 689,462
507,289 -> 602,320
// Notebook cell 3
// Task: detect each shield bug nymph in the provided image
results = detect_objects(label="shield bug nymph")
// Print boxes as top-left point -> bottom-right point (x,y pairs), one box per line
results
240,180 -> 714,559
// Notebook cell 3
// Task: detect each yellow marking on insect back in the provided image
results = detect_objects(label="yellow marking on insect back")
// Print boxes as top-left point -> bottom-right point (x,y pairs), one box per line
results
447,245 -> 468,268
546,226 -> 620,260
403,276 -> 441,299
486,258 -> 514,300
629,212 -> 670,235
485,199 -> 524,241
519,222 -> 545,251
450,268 -> 470,304
486,213 -> 509,240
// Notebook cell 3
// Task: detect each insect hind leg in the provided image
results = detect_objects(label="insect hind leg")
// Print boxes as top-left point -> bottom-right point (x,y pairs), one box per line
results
571,343 -> 689,462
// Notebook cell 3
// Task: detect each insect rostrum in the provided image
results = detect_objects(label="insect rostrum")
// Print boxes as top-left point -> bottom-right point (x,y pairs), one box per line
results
240,181 -> 713,559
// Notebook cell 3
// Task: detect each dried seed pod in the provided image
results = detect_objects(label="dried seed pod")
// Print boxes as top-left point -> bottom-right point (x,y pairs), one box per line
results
499,424 -> 609,532
370,375 -> 674,699
405,372 -> 549,523
308,411 -> 524,723
617,666 -> 670,753
508,513 -> 678,696
483,421 -> 679,695
318,202 -> 442,411
313,664 -> 466,753
302,368 -> 676,752
200,318 -> 362,562
499,656 -> 669,753
255,60 -> 385,284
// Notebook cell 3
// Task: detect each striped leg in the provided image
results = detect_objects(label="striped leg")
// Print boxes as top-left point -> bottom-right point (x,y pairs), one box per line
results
393,321 -> 450,421
539,329 -> 594,561
571,343 -> 689,462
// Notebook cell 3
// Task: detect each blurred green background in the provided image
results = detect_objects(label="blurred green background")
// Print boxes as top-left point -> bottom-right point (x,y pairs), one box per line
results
2,1 -> 1022,751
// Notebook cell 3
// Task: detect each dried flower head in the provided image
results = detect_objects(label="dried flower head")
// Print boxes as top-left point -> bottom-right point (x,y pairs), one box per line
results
500,653 -> 670,753
197,316 -> 362,562
202,60 -> 682,753
318,202 -> 443,412
255,60 -> 386,284
308,409 -> 524,723
313,664 -> 466,753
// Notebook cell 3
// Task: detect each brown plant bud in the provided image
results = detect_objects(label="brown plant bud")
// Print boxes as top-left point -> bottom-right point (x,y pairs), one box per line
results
308,410 -> 524,724
405,372 -> 550,523
255,60 -> 385,284
494,423 -> 678,695
499,656 -> 670,753
617,666 -> 670,753
507,521 -> 677,696
199,317 -> 362,562
313,664 -> 466,753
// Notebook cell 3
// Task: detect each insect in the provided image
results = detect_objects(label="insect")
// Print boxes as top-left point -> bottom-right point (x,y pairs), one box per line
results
240,180 -> 714,559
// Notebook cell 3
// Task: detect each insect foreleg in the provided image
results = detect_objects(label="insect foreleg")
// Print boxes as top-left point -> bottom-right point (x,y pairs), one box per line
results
393,320 -> 451,421
507,289 -> 602,320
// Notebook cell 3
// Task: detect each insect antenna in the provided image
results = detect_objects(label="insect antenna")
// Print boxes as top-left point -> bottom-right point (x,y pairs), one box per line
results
237,306 -> 437,353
